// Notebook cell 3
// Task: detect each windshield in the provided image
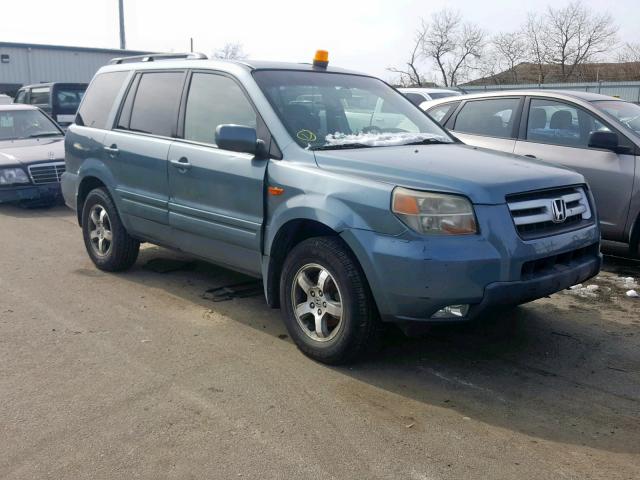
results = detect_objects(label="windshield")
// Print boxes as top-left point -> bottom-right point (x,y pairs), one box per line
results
253,71 -> 453,149
592,100 -> 640,135
0,109 -> 62,141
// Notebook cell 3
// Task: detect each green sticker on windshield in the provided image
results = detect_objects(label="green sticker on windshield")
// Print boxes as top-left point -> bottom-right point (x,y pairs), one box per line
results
296,129 -> 317,142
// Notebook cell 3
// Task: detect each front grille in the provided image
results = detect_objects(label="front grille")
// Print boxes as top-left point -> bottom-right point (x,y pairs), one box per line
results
28,162 -> 65,185
507,186 -> 593,240
521,243 -> 599,280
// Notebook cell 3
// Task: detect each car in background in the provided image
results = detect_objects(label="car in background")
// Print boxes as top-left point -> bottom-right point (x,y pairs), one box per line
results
0,104 -> 65,205
420,90 -> 640,256
398,87 -> 463,106
0,94 -> 12,105
14,82 -> 87,128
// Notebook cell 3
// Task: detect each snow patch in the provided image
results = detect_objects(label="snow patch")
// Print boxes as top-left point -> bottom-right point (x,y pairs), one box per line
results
626,290 -> 639,298
323,132 -> 451,147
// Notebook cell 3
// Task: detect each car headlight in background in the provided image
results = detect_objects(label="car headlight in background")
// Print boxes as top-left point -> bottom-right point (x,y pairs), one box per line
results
0,168 -> 30,185
392,187 -> 477,235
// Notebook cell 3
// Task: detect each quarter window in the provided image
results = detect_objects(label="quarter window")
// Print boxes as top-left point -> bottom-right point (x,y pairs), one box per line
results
77,71 -> 129,129
404,93 -> 426,106
428,102 -> 460,124
128,72 -> 184,137
183,73 -> 256,145
454,98 -> 520,138
526,99 -> 610,148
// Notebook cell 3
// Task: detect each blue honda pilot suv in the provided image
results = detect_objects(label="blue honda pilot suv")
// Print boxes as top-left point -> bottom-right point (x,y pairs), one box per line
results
62,52 -> 601,364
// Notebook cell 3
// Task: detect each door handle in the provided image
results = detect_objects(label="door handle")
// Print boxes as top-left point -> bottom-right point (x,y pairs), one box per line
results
104,144 -> 119,155
170,157 -> 191,171
524,154 -> 537,159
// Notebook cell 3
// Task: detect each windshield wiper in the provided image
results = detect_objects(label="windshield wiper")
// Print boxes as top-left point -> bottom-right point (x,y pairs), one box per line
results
27,132 -> 62,138
311,143 -> 373,151
403,138 -> 451,146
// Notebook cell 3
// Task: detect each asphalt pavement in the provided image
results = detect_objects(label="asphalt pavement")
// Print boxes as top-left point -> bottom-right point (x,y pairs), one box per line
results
1,204 -> 639,479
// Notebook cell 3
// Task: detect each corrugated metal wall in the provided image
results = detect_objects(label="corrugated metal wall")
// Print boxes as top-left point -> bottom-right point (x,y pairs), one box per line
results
0,45 -> 145,85
461,81 -> 640,103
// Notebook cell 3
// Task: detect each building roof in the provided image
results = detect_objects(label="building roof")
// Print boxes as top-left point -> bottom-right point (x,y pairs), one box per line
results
0,41 -> 150,56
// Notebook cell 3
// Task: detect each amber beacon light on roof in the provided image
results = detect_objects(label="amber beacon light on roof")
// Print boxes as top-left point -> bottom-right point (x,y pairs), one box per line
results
312,50 -> 329,69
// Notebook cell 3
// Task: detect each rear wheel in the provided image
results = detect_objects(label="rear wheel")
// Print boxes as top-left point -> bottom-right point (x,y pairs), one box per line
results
81,188 -> 139,271
280,236 -> 379,364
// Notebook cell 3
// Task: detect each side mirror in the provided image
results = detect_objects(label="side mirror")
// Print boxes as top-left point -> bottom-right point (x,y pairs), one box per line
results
588,131 -> 631,154
215,124 -> 267,157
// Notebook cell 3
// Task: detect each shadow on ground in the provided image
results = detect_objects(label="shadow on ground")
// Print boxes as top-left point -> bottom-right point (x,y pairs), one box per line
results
87,245 -> 640,455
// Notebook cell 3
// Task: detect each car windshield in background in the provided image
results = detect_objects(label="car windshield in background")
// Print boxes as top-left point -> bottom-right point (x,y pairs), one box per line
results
252,71 -> 453,149
592,100 -> 640,135
0,109 -> 61,141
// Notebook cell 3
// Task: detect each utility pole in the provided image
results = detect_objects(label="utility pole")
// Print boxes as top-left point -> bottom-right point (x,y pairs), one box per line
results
118,0 -> 126,50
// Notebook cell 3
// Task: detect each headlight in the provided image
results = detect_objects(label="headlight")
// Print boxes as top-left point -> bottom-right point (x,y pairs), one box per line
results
392,187 -> 477,235
0,168 -> 30,185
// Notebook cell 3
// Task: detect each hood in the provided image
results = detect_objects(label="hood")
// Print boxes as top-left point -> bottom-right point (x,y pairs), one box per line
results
0,137 -> 65,167
313,143 -> 585,205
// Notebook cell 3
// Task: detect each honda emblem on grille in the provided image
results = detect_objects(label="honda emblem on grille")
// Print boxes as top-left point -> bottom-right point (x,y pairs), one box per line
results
48,151 -> 55,160
551,198 -> 567,223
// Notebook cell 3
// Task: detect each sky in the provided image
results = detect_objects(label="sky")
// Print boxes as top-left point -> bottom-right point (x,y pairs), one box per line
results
1,0 -> 637,81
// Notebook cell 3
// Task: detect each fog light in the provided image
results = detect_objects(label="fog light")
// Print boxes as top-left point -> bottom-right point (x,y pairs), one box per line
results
431,304 -> 469,319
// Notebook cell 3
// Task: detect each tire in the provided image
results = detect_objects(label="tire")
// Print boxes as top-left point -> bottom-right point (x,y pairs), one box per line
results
279,236 -> 379,365
81,187 -> 139,272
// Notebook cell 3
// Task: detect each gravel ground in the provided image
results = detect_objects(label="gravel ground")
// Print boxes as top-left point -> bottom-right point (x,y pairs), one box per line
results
1,204 -> 639,479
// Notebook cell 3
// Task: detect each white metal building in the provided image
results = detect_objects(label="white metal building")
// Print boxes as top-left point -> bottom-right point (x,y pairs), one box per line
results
0,42 -> 149,96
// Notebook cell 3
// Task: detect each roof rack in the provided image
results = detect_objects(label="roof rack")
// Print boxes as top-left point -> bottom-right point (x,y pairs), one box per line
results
109,52 -> 207,65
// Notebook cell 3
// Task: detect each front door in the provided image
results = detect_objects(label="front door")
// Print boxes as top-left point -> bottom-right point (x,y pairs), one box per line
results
168,71 -> 268,275
514,98 -> 635,241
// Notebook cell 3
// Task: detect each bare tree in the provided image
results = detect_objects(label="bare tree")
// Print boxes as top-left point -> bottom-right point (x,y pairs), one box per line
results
213,42 -> 248,60
523,13 -> 552,83
618,42 -> 640,62
492,32 -> 528,83
386,24 -> 427,87
541,1 -> 618,81
421,9 -> 485,86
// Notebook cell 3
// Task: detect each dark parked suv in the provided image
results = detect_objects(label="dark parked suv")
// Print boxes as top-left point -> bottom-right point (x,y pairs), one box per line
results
14,82 -> 87,128
62,53 -> 601,364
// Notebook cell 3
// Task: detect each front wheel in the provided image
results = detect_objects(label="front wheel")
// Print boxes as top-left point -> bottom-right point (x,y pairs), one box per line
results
279,237 -> 379,364
81,187 -> 140,271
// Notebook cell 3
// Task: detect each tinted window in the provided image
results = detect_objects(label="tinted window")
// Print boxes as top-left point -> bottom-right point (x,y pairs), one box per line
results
428,102 -> 460,124
526,99 -> 610,148
29,87 -> 50,105
404,93 -> 426,106
77,71 -> 128,129
454,98 -> 520,138
184,73 -> 256,145
128,72 -> 184,137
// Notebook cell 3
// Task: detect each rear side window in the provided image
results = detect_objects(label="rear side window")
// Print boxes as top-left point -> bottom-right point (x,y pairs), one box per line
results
454,98 -> 520,138
128,72 -> 184,137
183,73 -> 256,145
77,71 -> 129,129
29,87 -> 50,105
428,102 -> 460,124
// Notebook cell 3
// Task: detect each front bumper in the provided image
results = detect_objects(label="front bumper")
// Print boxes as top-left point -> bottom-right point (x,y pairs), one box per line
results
0,183 -> 62,204
341,203 -> 601,323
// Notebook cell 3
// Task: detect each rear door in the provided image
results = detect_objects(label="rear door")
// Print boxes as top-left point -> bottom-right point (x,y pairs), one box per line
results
167,71 -> 268,275
447,97 -> 523,153
514,97 -> 636,240
105,70 -> 186,239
